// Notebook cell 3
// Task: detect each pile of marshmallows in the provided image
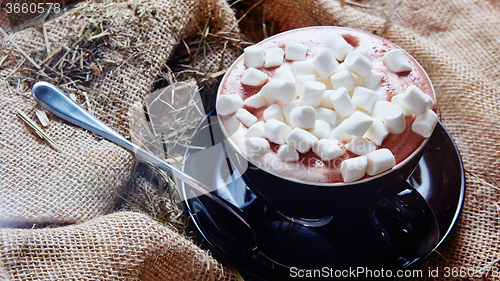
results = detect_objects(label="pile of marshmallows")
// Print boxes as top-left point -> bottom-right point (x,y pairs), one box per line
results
217,34 -> 438,183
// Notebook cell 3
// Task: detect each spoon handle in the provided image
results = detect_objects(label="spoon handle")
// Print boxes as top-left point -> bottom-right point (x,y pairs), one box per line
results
31,81 -> 250,228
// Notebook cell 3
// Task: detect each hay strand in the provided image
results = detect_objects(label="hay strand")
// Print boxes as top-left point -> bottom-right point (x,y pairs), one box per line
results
16,109 -> 60,151
0,55 -> 8,68
466,169 -> 500,192
34,105 -> 50,127
17,224 -> 36,258
228,0 -> 265,32
43,24 -> 51,56
379,0 -> 402,37
466,258 -> 500,280
0,27 -> 41,70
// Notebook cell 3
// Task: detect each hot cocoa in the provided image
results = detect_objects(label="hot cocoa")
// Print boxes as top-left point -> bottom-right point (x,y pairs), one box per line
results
217,27 -> 437,183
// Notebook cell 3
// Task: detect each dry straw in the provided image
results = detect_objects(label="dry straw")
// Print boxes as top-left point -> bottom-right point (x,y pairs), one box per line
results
0,0 -> 244,279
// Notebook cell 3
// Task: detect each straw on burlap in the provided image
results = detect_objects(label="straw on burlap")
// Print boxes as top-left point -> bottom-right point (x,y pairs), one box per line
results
1,0 -> 240,279
0,0 -> 240,224
1,0 -> 500,280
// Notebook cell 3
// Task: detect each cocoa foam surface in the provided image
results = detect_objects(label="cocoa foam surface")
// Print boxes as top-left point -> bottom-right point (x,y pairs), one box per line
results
218,27 -> 435,184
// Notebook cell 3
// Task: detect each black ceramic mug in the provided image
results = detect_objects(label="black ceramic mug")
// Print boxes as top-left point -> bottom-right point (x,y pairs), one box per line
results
216,26 -> 439,258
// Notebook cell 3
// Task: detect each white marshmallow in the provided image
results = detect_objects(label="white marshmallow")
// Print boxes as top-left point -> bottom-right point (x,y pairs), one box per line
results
245,137 -> 270,158
292,60 -> 317,76
289,106 -> 317,129
300,81 -> 326,108
265,47 -> 285,68
315,107 -> 339,126
340,156 -> 368,183
274,64 -> 295,82
286,127 -> 319,153
346,137 -> 377,155
356,49 -> 370,60
216,95 -> 243,115
319,90 -> 335,109
221,115 -> 241,135
269,79 -> 296,102
235,108 -> 258,127
401,85 -> 433,115
285,41 -> 308,61
312,48 -> 339,79
366,148 -> 396,176
330,120 -> 354,142
313,139 -> 343,161
371,100 -> 392,121
265,119 -> 292,145
363,119 -> 389,146
343,111 -> 374,137
390,94 -> 412,116
277,144 -> 299,162
330,69 -> 355,92
329,87 -> 356,118
412,109 -> 438,138
259,83 -> 275,104
320,77 -> 334,90
244,92 -> 267,108
344,51 -> 373,78
244,45 -> 265,68
282,100 -> 301,124
246,121 -> 266,138
263,104 -> 285,123
326,35 -> 353,61
383,49 -> 412,73
336,62 -> 348,73
426,98 -> 434,111
241,68 -> 268,86
382,104 -> 406,134
352,86 -> 378,114
295,74 -> 318,96
309,119 -> 331,139
359,71 -> 384,90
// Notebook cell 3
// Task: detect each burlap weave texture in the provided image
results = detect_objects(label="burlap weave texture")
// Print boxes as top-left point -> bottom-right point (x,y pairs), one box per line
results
1,0 -> 240,279
0,212 -> 233,280
1,0 -> 499,280
0,0 -> 239,224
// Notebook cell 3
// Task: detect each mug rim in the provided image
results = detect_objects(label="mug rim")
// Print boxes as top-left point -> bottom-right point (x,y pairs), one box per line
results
216,26 -> 436,187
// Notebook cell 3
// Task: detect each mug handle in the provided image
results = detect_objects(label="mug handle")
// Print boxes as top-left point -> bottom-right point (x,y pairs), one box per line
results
370,178 -> 439,262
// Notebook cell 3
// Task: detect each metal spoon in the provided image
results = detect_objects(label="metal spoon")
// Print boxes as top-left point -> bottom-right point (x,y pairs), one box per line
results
31,81 -> 247,224
31,81 -> 336,270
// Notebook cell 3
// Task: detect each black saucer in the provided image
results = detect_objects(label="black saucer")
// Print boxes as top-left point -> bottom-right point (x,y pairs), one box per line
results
181,112 -> 465,280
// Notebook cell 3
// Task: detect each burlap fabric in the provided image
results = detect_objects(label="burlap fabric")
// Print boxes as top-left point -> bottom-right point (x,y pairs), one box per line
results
1,0 -> 240,279
0,0 -> 241,225
1,0 -> 500,280
1,212 -> 231,280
